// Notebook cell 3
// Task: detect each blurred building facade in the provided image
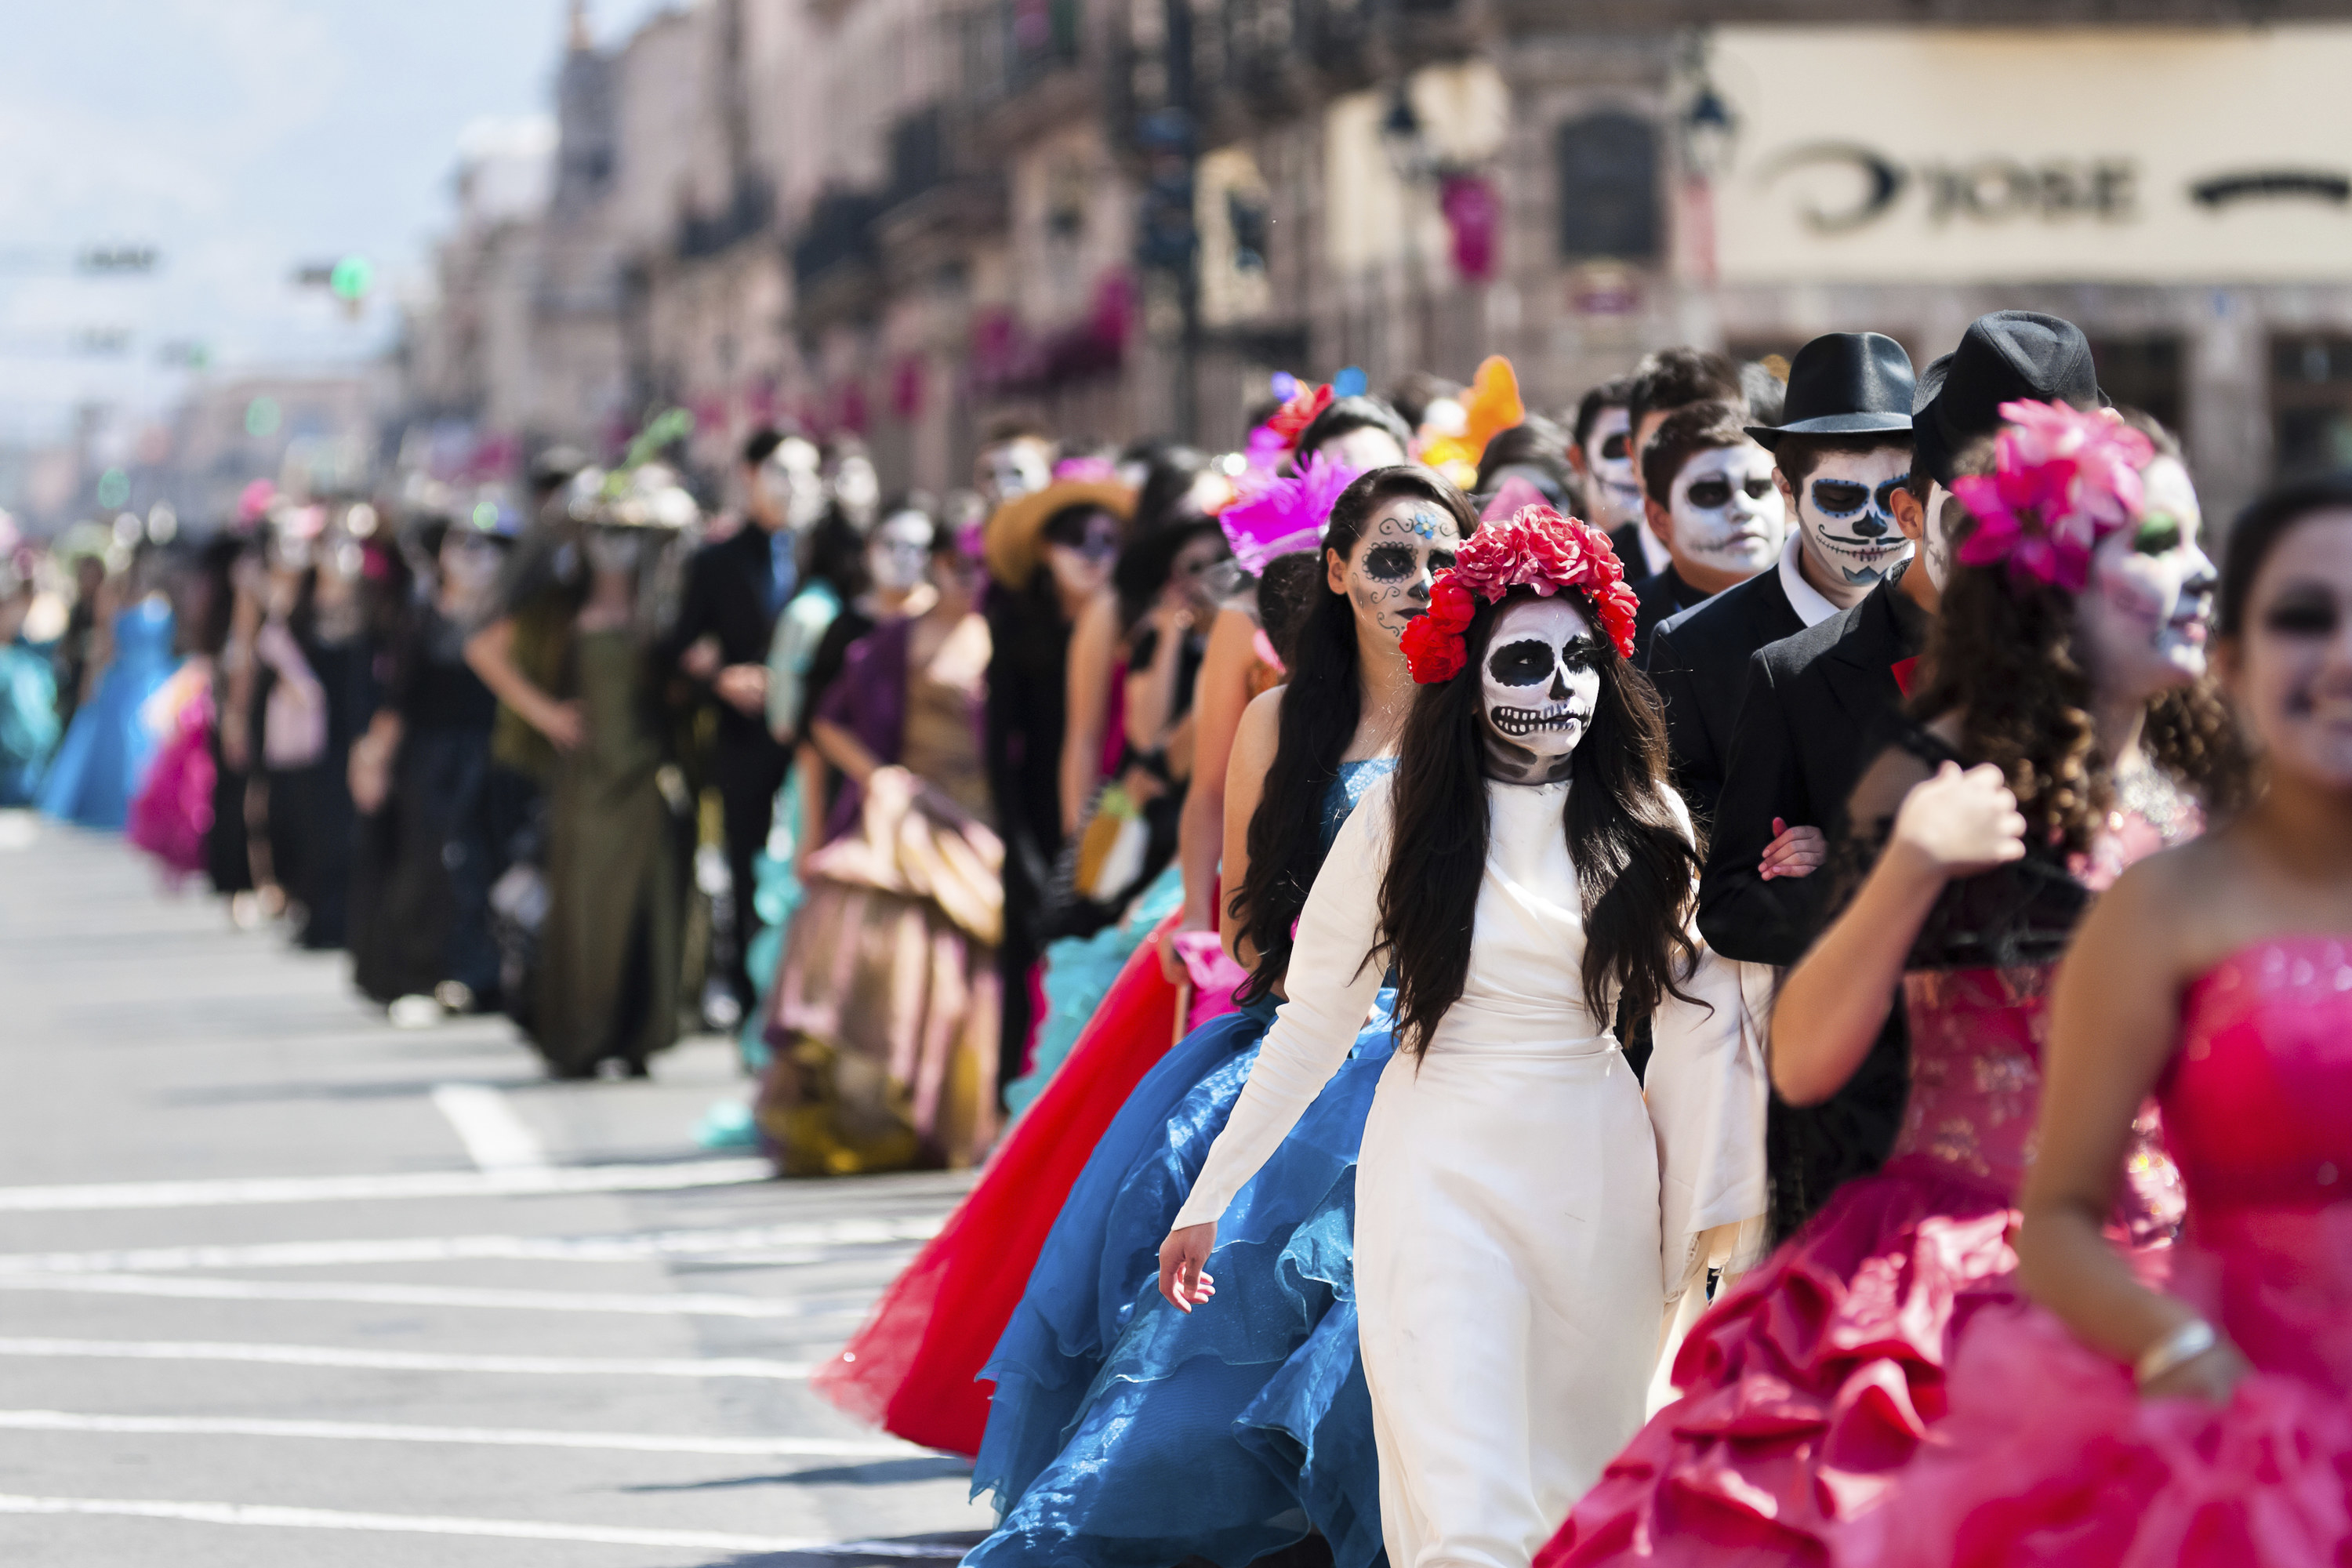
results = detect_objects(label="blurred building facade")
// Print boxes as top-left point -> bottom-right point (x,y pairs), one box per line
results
396,0 -> 2352,521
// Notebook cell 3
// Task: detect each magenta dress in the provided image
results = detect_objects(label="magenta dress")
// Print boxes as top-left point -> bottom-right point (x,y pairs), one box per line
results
1843,933 -> 2352,1566
1541,800 -> 2190,1568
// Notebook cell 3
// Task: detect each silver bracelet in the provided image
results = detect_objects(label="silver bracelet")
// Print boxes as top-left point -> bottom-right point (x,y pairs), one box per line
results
2133,1318 -> 2218,1387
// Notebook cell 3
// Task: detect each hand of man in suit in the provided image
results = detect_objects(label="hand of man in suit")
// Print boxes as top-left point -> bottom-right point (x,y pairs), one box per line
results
680,635 -> 723,681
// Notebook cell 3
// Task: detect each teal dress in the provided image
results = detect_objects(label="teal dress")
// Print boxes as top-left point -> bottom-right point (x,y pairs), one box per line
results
38,599 -> 176,829
968,757 -> 1396,1568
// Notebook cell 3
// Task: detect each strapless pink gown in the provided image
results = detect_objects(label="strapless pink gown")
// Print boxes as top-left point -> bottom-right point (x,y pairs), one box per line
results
1540,960 -> 2182,1567
1843,934 -> 2352,1566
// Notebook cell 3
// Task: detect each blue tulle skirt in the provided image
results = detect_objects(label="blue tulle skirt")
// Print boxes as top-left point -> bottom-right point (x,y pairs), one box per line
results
39,605 -> 175,831
968,992 -> 1396,1568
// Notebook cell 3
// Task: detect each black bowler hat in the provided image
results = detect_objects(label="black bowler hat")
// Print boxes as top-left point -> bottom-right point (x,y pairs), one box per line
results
1744,332 -> 1915,450
1912,311 -> 2104,488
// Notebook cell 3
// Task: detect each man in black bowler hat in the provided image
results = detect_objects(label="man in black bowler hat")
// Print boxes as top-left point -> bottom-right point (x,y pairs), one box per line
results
1642,331 -> 1917,829
1698,310 -> 2103,1240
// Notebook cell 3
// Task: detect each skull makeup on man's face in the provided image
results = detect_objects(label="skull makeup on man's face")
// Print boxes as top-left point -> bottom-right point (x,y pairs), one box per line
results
1333,498 -> 1462,644
866,509 -> 936,593
1668,441 -> 1785,577
1580,406 -> 1642,532
1480,597 -> 1602,785
1791,446 -> 1915,588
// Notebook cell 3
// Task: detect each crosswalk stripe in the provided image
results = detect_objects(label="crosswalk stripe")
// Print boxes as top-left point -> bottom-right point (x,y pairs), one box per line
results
0,1337 -> 814,1379
0,1409 -> 932,1460
0,1272 -> 869,1319
0,1157 -> 772,1212
0,1214 -> 946,1274
0,1493 -> 971,1554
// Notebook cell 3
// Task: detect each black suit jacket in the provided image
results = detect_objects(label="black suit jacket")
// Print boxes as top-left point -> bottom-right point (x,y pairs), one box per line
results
1699,561 -> 1931,1240
1642,568 -> 1809,830
662,525 -> 790,768
1630,564 -> 1712,654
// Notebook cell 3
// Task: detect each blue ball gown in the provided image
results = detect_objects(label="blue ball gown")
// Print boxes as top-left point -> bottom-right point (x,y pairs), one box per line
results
967,757 -> 1396,1568
38,597 -> 176,830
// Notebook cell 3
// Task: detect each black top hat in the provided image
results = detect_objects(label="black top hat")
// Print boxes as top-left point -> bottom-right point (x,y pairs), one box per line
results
1744,332 -> 1915,450
1912,311 -> 2103,488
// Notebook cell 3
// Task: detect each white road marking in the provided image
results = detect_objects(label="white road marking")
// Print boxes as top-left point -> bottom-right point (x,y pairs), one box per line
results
0,1494 -> 969,1554
0,1337 -> 813,1379
429,1083 -> 548,1174
0,1409 -> 931,1460
0,1156 -> 771,1212
0,1214 -> 942,1274
0,1272 -> 868,1319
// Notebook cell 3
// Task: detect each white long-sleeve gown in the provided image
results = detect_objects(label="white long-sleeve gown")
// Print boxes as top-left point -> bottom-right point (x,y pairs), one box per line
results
1171,775 -> 1762,1568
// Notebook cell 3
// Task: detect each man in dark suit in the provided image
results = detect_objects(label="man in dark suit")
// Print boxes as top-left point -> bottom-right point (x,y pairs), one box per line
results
1644,332 -> 1916,828
1699,310 -> 2105,1237
1629,401 -> 1786,650
662,427 -> 820,1016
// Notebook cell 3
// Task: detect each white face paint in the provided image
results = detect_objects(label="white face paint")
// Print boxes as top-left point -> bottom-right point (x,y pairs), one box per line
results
866,509 -> 935,594
980,440 -> 1053,505
1668,441 -> 1786,580
1480,596 -> 1603,785
1791,446 -> 1915,590
830,455 -> 880,528
1580,405 -> 1642,532
2076,456 -> 2216,703
1333,496 -> 1461,644
765,437 -> 828,532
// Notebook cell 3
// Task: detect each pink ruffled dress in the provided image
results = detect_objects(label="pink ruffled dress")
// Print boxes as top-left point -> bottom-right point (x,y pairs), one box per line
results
1541,800 -> 2190,1567
1844,933 -> 2352,1567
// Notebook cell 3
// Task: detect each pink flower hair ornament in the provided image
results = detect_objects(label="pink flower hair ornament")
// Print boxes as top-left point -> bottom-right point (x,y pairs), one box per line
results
1950,399 -> 2154,594
1217,454 -> 1363,576
1400,505 -> 1639,684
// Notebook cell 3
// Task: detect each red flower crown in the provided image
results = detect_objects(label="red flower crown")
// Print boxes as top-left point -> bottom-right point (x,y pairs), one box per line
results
1399,506 -> 1640,684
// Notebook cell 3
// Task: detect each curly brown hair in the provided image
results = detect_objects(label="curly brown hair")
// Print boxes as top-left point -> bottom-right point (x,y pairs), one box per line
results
1908,420 -> 2251,849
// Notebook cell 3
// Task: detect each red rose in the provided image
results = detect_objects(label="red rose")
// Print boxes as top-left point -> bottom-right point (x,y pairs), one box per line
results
1400,613 -> 1467,684
1426,577 -> 1475,633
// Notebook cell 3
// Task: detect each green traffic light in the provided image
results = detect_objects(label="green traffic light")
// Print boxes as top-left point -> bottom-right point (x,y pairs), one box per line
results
329,256 -> 372,303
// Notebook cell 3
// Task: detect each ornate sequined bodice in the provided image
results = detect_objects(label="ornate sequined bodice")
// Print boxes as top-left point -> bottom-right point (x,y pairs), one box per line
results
1886,808 -> 2195,1237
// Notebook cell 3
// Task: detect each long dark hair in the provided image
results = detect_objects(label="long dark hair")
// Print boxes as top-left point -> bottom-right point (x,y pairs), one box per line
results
1377,584 -> 1704,1055
1910,416 -> 2252,844
1232,466 -> 1477,1000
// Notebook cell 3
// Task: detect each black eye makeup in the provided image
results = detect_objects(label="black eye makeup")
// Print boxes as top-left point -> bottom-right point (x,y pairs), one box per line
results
1685,480 -> 1730,508
1427,550 -> 1457,572
1361,545 -> 1415,581
1559,635 -> 1603,670
1744,476 -> 1775,500
1599,433 -> 1629,461
1487,640 -> 1555,686
2260,587 -> 2342,637
1809,480 -> 1868,515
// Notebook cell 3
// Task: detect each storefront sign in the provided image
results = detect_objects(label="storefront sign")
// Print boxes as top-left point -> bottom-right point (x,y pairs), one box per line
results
1711,26 -> 2352,283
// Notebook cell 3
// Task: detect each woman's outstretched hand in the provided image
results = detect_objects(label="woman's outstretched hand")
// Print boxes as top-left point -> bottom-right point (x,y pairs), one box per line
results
1892,760 -> 2027,880
1157,1222 -> 1218,1312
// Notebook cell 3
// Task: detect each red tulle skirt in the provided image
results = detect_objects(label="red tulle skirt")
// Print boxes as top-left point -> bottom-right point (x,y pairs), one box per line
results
1540,1156 -> 2029,1567
1842,1206 -> 2352,1568
811,914 -> 1182,1454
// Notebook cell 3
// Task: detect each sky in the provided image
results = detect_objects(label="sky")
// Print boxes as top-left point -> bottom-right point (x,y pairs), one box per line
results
0,0 -> 675,444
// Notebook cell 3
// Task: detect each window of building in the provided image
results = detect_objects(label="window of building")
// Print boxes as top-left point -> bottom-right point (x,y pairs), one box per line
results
2271,333 -> 2352,477
1556,112 -> 1659,263
2090,336 -> 2185,445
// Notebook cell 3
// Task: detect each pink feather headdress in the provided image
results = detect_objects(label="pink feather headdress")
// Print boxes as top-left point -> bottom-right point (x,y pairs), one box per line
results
1218,455 -> 1362,577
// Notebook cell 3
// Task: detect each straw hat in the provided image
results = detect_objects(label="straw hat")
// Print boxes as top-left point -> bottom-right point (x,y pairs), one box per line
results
568,463 -> 700,529
982,477 -> 1136,590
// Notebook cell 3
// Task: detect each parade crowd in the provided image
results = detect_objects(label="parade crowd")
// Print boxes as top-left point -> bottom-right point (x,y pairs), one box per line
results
9,307 -> 2352,1567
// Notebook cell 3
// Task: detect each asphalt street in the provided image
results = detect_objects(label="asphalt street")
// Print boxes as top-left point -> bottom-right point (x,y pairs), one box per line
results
0,811 -> 991,1567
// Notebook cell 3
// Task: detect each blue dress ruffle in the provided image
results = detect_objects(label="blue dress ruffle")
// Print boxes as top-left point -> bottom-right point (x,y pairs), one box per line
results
967,758 -> 1396,1568
39,599 -> 176,830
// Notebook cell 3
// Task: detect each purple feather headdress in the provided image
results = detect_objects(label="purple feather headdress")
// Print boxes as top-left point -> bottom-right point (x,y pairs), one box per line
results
1218,454 -> 1362,577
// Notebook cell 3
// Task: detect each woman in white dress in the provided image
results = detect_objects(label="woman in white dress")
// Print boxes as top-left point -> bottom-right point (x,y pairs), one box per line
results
1159,506 -> 1764,1568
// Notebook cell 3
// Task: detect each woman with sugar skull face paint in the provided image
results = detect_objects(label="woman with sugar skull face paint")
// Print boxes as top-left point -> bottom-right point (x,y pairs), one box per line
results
1542,404 -> 2245,1568
940,468 -> 1474,1568
1160,506 -> 1764,1568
